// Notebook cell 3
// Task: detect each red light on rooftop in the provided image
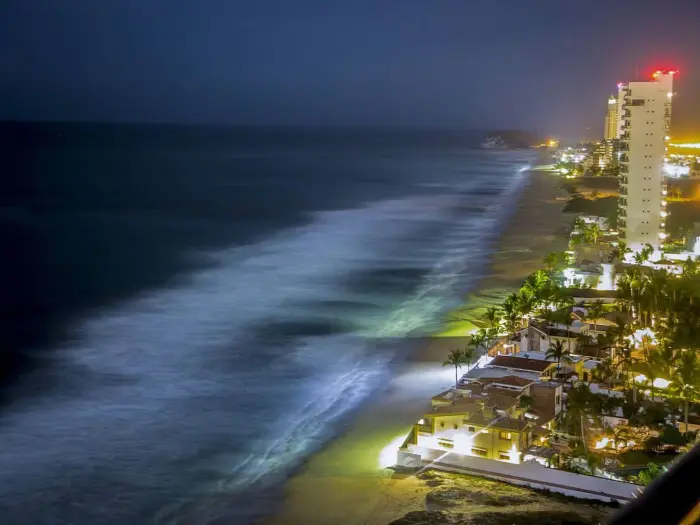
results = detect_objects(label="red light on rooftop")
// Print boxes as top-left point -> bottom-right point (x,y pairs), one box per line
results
651,69 -> 679,79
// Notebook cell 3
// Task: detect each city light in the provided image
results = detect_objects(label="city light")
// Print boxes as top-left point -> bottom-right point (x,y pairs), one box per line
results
670,143 -> 700,149
379,435 -> 407,469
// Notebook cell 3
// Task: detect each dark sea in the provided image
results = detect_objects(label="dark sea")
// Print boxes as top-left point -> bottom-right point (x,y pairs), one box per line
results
0,123 -> 535,525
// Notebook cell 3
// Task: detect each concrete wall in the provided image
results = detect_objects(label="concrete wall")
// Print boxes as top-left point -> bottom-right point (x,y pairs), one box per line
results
404,446 -> 641,503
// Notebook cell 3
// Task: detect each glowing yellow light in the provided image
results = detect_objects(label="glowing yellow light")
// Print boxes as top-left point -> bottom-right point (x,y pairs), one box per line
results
662,200 -> 667,206
659,232 -> 668,239
670,143 -> 700,149
453,432 -> 475,456
633,375 -> 670,389
667,92 -> 674,99
595,437 -> 610,449
665,136 -> 671,141
379,435 -> 407,469
508,443 -> 520,464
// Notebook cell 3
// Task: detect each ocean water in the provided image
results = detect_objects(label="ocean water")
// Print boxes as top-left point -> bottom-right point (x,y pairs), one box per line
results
0,124 -> 535,525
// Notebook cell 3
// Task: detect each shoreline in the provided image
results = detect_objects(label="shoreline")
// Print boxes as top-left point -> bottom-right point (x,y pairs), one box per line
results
259,168 -> 571,525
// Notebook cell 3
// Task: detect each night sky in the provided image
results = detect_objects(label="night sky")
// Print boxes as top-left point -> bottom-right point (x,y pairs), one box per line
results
1,0 -> 699,137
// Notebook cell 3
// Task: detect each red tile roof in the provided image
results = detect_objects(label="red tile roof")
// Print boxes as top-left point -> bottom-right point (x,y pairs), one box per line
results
489,355 -> 553,373
484,375 -> 535,388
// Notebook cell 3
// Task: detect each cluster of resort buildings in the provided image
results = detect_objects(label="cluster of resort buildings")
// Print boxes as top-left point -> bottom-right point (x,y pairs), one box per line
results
393,67 -> 700,499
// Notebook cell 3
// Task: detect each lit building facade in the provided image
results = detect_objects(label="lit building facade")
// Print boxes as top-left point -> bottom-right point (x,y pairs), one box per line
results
604,95 -> 618,140
618,70 -> 675,251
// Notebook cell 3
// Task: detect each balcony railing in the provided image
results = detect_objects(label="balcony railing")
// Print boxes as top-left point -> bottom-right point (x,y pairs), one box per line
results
620,155 -> 629,163
620,165 -> 629,173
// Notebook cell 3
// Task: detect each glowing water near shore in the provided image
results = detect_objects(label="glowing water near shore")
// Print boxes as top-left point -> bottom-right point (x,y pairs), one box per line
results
0,125 -> 534,525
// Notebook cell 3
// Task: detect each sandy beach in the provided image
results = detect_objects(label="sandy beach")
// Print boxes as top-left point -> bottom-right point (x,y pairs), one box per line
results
260,169 -> 572,525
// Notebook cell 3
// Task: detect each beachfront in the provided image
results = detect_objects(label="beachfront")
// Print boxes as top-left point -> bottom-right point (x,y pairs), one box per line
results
262,167 -> 572,525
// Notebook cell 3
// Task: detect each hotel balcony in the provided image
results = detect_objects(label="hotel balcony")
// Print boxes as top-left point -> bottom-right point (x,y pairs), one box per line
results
620,176 -> 628,185
620,155 -> 629,163
619,187 -> 628,196
620,164 -> 629,173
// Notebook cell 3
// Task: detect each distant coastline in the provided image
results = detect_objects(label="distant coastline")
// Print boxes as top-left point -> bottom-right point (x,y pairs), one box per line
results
481,130 -> 543,150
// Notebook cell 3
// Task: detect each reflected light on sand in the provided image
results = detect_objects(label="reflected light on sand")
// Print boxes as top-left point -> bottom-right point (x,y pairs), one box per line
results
379,435 -> 408,469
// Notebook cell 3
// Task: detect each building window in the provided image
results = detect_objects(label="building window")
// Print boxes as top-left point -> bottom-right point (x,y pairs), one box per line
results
499,432 -> 512,440
555,395 -> 561,406
438,439 -> 454,449
453,424 -> 459,430
499,452 -> 511,460
468,426 -> 476,433
472,447 -> 488,457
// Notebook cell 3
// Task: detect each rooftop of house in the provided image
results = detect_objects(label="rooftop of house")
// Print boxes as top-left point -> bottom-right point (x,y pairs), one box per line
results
524,445 -> 558,459
528,322 -> 579,339
583,360 -> 602,370
466,413 -> 531,432
462,366 -> 542,383
489,355 -> 554,373
432,389 -> 460,404
589,383 -> 624,397
483,375 -> 535,388
431,399 -> 481,416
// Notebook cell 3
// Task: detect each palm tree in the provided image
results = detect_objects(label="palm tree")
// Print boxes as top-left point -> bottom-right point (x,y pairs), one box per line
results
538,307 -> 556,347
586,453 -> 602,477
470,332 -> 487,353
615,345 -> 634,393
462,345 -> 477,372
633,243 -> 655,265
523,270 -> 550,304
443,349 -> 467,388
545,340 -> 572,379
477,327 -> 492,352
592,357 -> 616,386
567,382 -> 596,453
557,309 -> 575,354
586,223 -> 602,244
515,288 -> 536,320
682,257 -> 698,276
669,351 -> 700,436
503,309 -> 521,341
586,300 -> 606,342
482,306 -> 502,330
639,349 -> 664,402
544,251 -> 568,274
613,240 -> 631,263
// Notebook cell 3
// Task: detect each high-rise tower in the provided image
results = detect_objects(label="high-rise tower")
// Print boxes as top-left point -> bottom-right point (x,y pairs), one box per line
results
618,70 -> 675,252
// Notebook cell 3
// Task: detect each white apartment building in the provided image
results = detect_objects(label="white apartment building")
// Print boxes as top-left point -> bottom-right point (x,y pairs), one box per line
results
618,70 -> 675,252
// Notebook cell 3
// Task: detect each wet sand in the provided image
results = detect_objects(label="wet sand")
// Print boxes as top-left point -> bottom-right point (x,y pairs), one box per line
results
260,169 -> 571,525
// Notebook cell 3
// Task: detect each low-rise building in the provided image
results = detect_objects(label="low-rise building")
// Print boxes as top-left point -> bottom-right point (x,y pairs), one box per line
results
412,373 -> 565,463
